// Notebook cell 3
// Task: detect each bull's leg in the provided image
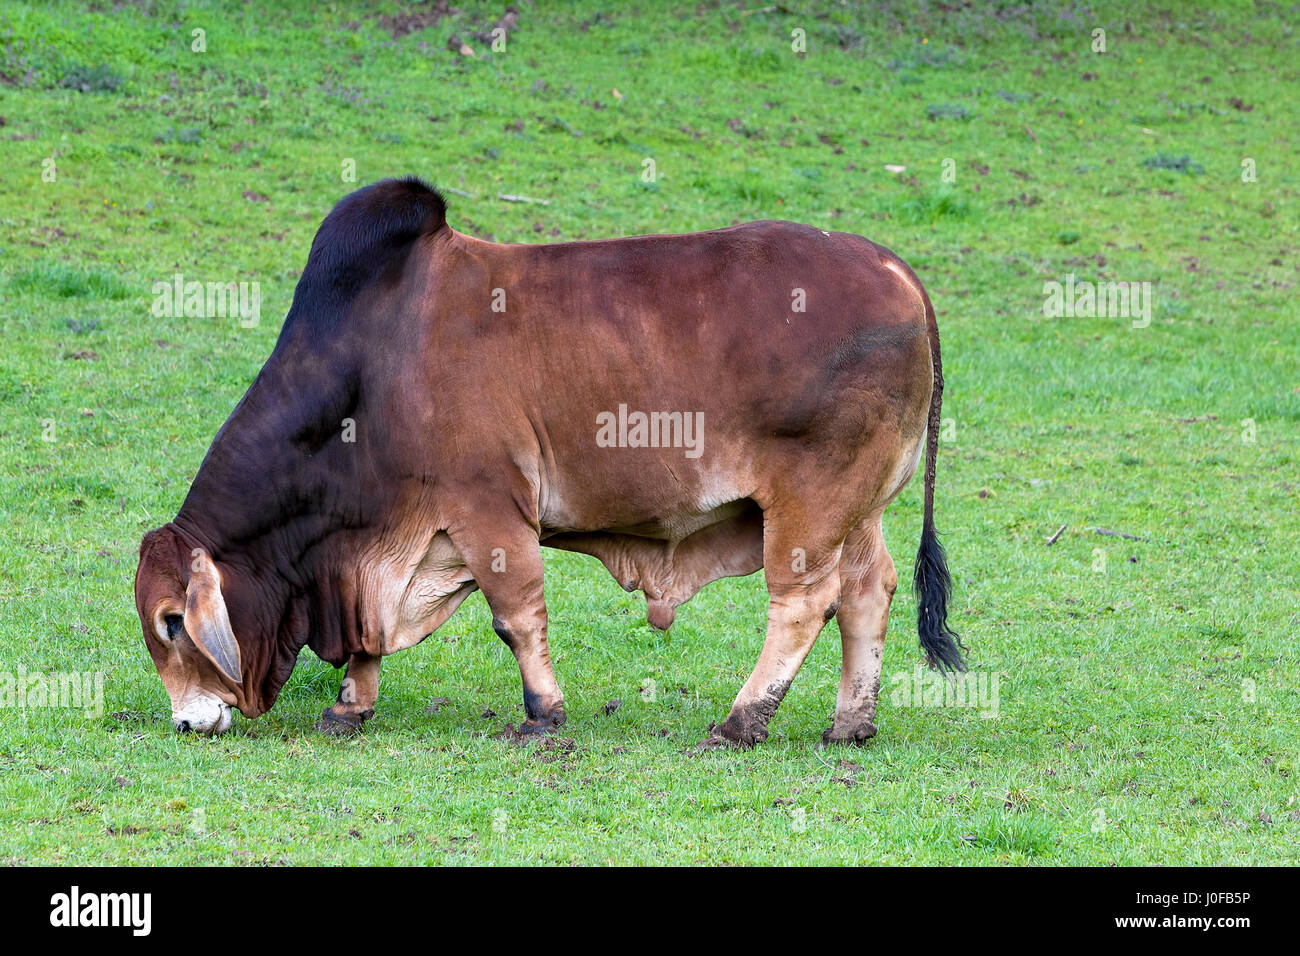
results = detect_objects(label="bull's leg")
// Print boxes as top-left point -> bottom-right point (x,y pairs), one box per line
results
702,509 -> 845,749
823,516 -> 897,745
454,529 -> 566,734
316,651 -> 380,736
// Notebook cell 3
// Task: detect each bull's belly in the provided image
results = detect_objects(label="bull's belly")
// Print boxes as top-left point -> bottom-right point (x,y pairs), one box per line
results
538,463 -> 751,543
543,497 -> 750,542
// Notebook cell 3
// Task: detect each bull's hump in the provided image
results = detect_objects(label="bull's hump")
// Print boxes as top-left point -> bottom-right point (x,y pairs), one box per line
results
279,177 -> 448,342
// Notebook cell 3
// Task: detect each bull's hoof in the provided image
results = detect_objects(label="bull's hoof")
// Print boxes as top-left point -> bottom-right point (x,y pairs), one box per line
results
518,709 -> 567,735
315,707 -> 373,736
496,715 -> 566,745
697,718 -> 765,752
697,730 -> 743,751
820,721 -> 878,747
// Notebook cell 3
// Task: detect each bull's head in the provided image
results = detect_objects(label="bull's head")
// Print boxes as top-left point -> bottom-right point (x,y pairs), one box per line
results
134,526 -> 258,735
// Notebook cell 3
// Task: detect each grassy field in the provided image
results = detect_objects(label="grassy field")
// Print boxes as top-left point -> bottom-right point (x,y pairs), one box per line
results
0,0 -> 1296,865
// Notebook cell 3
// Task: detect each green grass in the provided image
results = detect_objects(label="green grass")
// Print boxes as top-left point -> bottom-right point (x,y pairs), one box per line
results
7,262 -> 133,299
0,0 -> 1297,865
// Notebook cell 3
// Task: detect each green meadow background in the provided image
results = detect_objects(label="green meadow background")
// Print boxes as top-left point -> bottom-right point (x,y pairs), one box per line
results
0,0 -> 1296,864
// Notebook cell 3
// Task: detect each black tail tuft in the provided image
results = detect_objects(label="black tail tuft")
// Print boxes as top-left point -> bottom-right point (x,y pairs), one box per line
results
914,518 -> 966,673
912,285 -> 964,673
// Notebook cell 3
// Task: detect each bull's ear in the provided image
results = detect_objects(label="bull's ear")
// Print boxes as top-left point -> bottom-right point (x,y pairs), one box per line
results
184,549 -> 243,685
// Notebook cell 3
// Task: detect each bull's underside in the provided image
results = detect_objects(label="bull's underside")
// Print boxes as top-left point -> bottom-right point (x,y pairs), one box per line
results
543,502 -> 765,632
134,177 -> 962,747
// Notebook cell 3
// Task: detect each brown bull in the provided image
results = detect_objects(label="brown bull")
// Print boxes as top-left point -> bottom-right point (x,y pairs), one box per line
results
135,177 -> 963,747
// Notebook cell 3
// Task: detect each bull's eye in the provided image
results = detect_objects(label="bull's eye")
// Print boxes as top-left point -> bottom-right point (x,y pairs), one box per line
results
151,607 -> 186,643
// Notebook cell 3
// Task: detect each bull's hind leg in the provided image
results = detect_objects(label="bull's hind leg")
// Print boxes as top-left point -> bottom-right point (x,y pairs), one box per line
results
701,501 -> 847,749
823,516 -> 896,745
316,651 -> 380,736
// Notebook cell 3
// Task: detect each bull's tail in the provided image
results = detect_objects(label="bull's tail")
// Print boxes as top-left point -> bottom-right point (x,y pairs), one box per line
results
913,293 -> 966,673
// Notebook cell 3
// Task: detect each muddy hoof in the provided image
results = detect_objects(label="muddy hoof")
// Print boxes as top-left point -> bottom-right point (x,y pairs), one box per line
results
315,708 -> 368,736
518,711 -> 566,735
820,723 -> 877,747
697,731 -> 740,751
697,719 -> 763,752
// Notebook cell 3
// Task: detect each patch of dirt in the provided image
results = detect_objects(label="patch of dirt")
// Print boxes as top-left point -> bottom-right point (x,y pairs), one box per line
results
378,1 -> 455,40
495,722 -> 565,747
494,724 -> 577,763
471,7 -> 521,46
531,736 -> 577,763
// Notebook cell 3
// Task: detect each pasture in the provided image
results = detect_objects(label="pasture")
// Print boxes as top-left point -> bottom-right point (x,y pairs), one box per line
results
0,0 -> 1296,865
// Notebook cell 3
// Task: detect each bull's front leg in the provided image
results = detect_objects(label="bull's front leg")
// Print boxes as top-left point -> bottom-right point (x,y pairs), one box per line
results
451,519 -> 566,735
316,651 -> 380,736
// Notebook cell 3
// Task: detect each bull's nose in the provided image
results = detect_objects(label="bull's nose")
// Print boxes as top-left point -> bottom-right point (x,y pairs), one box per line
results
174,719 -> 193,734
